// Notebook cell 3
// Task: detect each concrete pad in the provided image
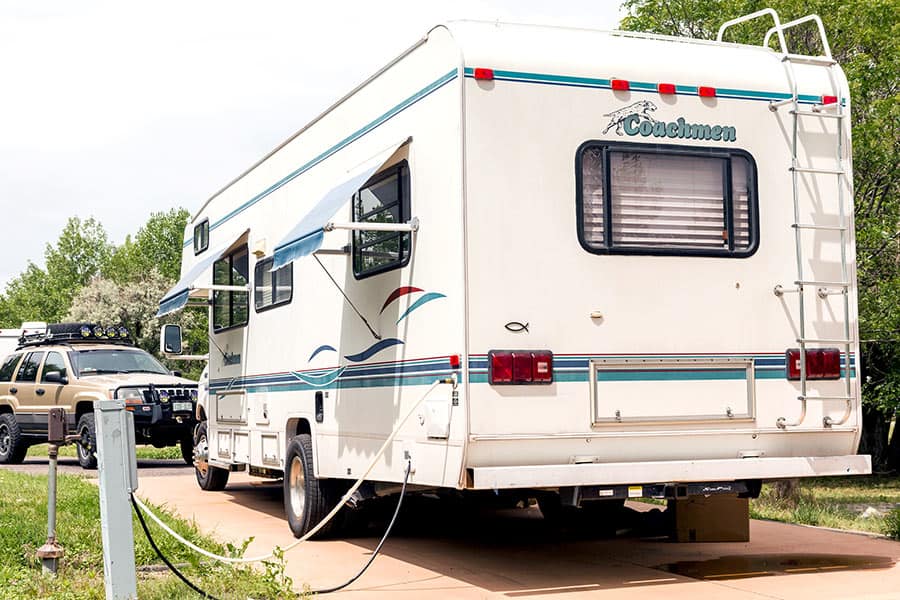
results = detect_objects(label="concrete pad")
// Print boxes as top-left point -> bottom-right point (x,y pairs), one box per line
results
135,471 -> 900,599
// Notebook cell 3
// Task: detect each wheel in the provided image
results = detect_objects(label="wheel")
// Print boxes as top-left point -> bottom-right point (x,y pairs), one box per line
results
194,422 -> 229,491
0,413 -> 26,464
76,413 -> 98,469
180,435 -> 193,465
284,433 -> 341,539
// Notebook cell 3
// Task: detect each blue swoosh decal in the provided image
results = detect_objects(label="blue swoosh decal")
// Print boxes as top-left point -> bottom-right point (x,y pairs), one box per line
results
396,292 -> 446,324
308,344 -> 337,362
291,366 -> 346,387
344,338 -> 404,362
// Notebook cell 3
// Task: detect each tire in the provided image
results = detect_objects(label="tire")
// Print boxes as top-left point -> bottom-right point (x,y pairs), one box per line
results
0,413 -> 27,464
180,435 -> 194,465
284,433 -> 341,539
194,422 -> 229,491
76,413 -> 98,469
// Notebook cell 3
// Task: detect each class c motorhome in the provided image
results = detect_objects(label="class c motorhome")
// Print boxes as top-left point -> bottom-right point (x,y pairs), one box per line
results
159,9 -> 870,538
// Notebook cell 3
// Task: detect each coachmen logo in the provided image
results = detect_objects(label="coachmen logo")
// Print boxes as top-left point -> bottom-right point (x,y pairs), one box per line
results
603,100 -> 737,142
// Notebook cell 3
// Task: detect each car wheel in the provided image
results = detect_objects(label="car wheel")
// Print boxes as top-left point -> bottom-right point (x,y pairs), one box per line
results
180,435 -> 194,465
0,413 -> 26,464
76,413 -> 98,470
284,433 -> 341,539
194,422 -> 229,491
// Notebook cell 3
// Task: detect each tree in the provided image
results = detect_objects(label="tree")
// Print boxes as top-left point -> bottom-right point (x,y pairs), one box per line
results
105,208 -> 190,283
620,0 -> 900,469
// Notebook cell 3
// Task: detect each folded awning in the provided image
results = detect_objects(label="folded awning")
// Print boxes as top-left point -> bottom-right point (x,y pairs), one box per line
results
271,138 -> 410,270
156,229 -> 249,317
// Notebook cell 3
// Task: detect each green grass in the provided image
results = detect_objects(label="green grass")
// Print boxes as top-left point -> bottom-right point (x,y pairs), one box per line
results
749,476 -> 900,537
0,470 -> 298,599
28,444 -> 184,461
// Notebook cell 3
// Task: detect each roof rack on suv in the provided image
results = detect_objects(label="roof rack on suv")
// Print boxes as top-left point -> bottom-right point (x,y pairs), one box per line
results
17,322 -> 135,349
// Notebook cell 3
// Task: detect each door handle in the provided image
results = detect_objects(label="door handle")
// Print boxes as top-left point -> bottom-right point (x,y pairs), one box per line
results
36,389 -> 45,396
9,387 -> 16,394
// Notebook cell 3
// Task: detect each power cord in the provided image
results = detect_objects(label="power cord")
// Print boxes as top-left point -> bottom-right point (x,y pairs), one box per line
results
130,459 -> 412,598
131,493 -> 220,600
311,459 -> 411,594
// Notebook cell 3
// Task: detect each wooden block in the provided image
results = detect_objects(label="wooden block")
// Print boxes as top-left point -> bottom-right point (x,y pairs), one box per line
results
668,494 -> 749,542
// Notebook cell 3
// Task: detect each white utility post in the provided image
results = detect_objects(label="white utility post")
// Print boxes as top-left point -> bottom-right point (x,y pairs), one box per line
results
95,399 -> 139,600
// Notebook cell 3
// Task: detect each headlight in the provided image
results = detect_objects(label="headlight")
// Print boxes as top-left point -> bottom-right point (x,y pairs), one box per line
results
117,388 -> 144,404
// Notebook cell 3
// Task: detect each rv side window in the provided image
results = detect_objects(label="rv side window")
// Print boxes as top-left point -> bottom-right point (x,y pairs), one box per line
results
254,258 -> 293,312
194,219 -> 210,255
213,246 -> 250,332
577,142 -> 757,257
0,354 -> 21,382
352,161 -> 411,278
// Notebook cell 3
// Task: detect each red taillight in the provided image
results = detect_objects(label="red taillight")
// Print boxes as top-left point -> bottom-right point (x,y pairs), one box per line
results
611,78 -> 630,91
658,82 -> 676,95
786,348 -> 841,380
698,86 -> 717,98
822,95 -> 838,105
473,68 -> 494,81
489,350 -> 553,385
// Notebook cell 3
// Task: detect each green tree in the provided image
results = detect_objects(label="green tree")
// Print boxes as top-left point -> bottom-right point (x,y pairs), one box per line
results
106,208 -> 190,283
620,0 -> 900,469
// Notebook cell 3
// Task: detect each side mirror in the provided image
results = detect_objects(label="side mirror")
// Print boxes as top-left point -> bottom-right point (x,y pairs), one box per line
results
161,324 -> 183,355
43,371 -> 68,385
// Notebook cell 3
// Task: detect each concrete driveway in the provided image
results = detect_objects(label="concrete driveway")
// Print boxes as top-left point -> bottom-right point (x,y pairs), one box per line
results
134,471 -> 900,599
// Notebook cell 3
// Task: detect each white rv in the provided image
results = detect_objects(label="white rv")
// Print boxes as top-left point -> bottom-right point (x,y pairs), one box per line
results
160,9 -> 870,538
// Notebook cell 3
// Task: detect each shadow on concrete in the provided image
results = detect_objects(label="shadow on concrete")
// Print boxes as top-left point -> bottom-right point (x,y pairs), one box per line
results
657,553 -> 897,581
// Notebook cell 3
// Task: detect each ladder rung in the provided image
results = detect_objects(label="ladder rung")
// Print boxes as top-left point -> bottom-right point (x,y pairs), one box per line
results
798,395 -> 853,401
790,166 -> 845,175
791,109 -> 843,119
797,338 -> 853,345
795,280 -> 849,287
792,223 -> 847,231
782,54 -> 838,66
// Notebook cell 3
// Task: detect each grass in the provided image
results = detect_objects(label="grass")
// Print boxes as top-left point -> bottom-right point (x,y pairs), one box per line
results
0,470 -> 299,599
27,444 -> 184,461
749,476 -> 900,537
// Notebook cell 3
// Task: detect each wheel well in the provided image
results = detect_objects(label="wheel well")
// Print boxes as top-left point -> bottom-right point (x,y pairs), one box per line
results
0,405 -> 12,415
287,418 -> 311,441
196,404 -> 207,422
75,401 -> 94,422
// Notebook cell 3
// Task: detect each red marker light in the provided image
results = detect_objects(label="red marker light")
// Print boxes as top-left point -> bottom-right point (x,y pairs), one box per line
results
473,68 -> 494,81
611,78 -> 630,91
658,82 -> 676,95
449,354 -> 461,369
821,95 -> 838,105
698,86 -> 717,98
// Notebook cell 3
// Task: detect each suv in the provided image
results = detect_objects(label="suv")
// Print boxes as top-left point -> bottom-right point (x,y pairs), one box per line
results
0,323 -> 198,468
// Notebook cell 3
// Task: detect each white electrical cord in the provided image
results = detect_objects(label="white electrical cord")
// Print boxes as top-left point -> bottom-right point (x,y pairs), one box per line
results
132,378 -> 446,564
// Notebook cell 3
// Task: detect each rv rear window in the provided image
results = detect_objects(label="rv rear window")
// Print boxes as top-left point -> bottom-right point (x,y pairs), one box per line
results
352,161 -> 411,278
577,142 -> 757,257
194,219 -> 209,255
254,258 -> 293,312
213,246 -> 250,332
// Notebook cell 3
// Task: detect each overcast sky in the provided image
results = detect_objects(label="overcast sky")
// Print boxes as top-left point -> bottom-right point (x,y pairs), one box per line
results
0,1 -> 623,290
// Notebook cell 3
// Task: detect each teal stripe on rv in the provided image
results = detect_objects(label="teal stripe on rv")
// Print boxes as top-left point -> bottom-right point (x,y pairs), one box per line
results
464,67 -> 836,105
184,68 -> 459,248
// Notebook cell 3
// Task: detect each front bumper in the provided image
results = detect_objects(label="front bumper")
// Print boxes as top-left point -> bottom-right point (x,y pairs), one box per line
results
470,454 -> 872,490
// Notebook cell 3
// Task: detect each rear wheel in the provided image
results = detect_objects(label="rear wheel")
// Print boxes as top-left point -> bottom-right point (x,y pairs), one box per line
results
284,433 -> 341,539
194,422 -> 229,491
76,413 -> 97,469
0,413 -> 26,464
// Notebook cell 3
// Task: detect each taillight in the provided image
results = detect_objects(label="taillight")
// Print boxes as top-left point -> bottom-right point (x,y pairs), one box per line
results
489,350 -> 553,385
786,348 -> 841,380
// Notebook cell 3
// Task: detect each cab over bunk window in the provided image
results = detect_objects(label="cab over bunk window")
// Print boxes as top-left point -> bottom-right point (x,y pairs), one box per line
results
194,219 -> 209,255
352,161 -> 411,278
254,258 -> 293,312
577,142 -> 758,257
213,246 -> 249,332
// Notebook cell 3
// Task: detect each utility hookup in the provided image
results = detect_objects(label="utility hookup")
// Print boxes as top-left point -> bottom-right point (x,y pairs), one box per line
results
36,408 -> 68,576
95,400 -> 139,600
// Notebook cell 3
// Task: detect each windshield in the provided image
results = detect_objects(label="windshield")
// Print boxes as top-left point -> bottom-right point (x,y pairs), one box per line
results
72,348 -> 169,376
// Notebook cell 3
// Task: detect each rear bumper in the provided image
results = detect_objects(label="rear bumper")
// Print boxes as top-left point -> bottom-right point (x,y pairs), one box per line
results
470,454 -> 871,490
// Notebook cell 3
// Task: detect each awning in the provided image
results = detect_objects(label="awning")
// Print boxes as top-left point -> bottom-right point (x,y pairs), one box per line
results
156,229 -> 249,317
271,139 -> 409,270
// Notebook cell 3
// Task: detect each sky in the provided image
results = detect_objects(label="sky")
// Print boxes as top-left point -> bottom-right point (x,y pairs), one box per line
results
0,0 -> 624,290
